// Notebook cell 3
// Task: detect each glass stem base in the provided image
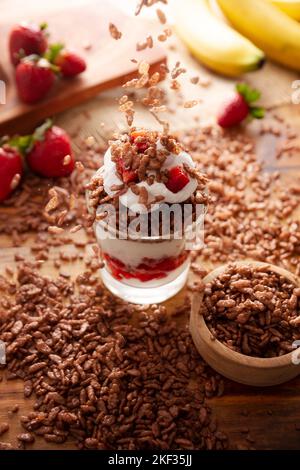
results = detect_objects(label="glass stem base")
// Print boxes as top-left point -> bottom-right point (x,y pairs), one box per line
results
100,264 -> 190,304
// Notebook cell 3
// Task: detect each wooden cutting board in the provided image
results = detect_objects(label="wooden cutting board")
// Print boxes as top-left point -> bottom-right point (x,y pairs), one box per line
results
0,0 -> 166,135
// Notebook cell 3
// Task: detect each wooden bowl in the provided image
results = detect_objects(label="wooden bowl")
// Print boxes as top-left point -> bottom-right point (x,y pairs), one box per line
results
190,261 -> 300,386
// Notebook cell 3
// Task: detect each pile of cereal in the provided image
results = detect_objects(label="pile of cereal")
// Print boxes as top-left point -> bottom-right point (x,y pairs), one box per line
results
201,264 -> 300,357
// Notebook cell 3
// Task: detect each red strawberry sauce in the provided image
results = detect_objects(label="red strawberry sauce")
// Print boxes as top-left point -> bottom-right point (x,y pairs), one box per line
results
103,252 -> 188,282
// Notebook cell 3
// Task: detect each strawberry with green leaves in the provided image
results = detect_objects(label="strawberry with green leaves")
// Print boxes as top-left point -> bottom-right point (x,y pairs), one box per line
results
9,22 -> 48,66
46,43 -> 86,78
9,120 -> 75,178
217,83 -> 264,128
15,55 -> 56,104
26,120 -> 75,177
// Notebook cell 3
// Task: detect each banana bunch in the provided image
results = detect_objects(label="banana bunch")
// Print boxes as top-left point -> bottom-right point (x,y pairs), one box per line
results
174,0 -> 300,77
268,0 -> 300,20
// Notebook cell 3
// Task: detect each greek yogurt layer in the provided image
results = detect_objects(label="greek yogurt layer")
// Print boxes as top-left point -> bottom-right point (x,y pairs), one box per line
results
96,222 -> 186,267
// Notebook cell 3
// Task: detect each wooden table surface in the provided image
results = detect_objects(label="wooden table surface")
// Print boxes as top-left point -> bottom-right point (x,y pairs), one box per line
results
1,0 -> 300,451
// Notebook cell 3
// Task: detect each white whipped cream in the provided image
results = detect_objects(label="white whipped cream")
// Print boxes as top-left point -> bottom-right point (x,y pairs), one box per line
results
102,140 -> 198,214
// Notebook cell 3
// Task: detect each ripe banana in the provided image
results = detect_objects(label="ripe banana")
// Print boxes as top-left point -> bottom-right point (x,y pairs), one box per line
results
268,0 -> 300,20
173,0 -> 265,77
217,0 -> 300,71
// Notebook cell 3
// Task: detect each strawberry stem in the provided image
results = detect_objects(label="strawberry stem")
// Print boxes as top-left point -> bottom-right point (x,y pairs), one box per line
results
249,106 -> 265,119
32,119 -> 53,143
236,82 -> 264,120
8,135 -> 33,155
7,119 -> 53,156
236,83 -> 261,104
40,22 -> 48,31
45,43 -> 64,64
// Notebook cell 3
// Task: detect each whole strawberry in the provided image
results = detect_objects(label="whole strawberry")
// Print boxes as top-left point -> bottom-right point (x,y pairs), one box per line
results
0,146 -> 23,202
9,22 -> 48,66
55,50 -> 86,78
217,83 -> 264,128
26,120 -> 75,178
45,43 -> 86,78
15,56 -> 55,104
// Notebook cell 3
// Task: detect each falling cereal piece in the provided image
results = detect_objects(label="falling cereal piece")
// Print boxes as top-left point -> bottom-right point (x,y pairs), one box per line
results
156,8 -> 167,24
69,194 -> 76,210
170,80 -> 181,90
190,76 -> 200,85
57,210 -> 68,226
10,173 -> 21,190
91,244 -> 100,255
126,109 -> 135,127
70,225 -> 83,234
147,35 -> 154,49
48,226 -> 64,234
150,105 -> 167,113
199,77 -> 212,87
75,161 -> 85,173
184,100 -> 199,108
138,61 -> 150,75
136,41 -> 147,52
83,40 -> 92,50
45,191 -> 59,213
63,155 -> 72,166
109,23 -> 122,40
136,36 -> 153,51
171,62 -> 187,79
85,136 -> 95,148
158,32 -> 167,42
119,95 -> 128,105
119,96 -> 135,126
148,72 -> 160,86
96,211 -> 108,221
123,78 -> 138,88
135,0 -> 168,16
142,86 -> 165,107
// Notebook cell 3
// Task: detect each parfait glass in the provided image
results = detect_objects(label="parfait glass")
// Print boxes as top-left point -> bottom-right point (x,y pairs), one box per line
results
93,200 -> 205,304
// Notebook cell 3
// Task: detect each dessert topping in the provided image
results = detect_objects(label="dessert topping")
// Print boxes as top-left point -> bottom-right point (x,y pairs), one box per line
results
166,166 -> 190,193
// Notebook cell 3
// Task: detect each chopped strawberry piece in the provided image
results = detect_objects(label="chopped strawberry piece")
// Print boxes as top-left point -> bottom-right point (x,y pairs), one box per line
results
122,169 -> 138,184
135,271 -> 166,282
130,130 -> 145,141
116,157 -> 138,183
130,130 -> 149,153
115,156 -> 124,175
165,166 -> 190,193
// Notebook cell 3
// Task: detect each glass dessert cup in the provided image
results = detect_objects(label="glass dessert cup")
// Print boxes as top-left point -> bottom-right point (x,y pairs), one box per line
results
94,219 -> 193,304
87,128 -> 208,304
